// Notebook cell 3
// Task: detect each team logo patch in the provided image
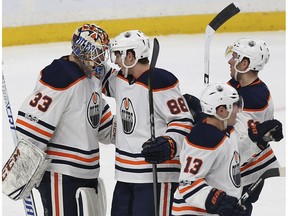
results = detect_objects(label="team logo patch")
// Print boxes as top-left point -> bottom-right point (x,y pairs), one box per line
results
87,92 -> 100,129
229,151 -> 241,188
120,98 -> 136,134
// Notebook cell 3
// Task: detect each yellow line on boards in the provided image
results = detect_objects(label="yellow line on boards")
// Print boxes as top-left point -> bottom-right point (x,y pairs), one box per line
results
2,11 -> 285,47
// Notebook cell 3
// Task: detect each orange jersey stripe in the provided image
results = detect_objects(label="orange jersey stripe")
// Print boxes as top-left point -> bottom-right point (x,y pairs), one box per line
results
47,150 -> 99,163
100,110 -> 112,124
172,205 -> 207,213
179,178 -> 205,194
240,149 -> 273,172
163,183 -> 168,216
54,173 -> 60,216
16,119 -> 53,138
116,156 -> 180,165
168,122 -> 193,130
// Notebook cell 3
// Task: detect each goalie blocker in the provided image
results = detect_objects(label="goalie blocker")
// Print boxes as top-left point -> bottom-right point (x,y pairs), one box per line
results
2,139 -> 51,200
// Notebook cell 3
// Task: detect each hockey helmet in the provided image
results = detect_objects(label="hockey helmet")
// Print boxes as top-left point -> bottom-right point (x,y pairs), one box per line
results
200,83 -> 243,121
225,38 -> 270,72
110,30 -> 150,77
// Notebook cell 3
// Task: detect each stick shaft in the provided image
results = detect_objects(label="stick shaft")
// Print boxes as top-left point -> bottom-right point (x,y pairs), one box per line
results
2,72 -> 38,216
148,38 -> 160,216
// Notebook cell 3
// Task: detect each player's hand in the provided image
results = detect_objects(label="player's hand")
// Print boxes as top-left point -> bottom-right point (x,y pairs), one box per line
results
141,136 -> 176,164
183,93 -> 206,124
248,119 -> 283,149
205,188 -> 252,216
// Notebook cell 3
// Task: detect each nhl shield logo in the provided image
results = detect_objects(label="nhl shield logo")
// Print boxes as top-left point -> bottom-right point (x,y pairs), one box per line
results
229,151 -> 241,188
120,98 -> 136,134
87,92 -> 100,129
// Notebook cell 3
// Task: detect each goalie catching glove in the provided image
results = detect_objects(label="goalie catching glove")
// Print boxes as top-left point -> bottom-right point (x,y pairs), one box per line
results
248,119 -> 283,150
141,136 -> 176,164
205,188 -> 252,216
2,139 -> 51,200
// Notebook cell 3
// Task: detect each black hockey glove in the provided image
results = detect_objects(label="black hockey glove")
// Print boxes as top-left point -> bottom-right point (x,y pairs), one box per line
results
248,119 -> 283,150
183,93 -> 206,124
205,188 -> 252,216
141,136 -> 176,164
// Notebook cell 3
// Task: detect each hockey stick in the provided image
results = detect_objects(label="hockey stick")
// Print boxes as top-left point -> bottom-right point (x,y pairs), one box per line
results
204,3 -> 240,84
148,38 -> 160,216
2,72 -> 38,216
238,167 -> 286,205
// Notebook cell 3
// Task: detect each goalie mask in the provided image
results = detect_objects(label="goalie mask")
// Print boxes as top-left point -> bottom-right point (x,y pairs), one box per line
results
72,23 -> 110,78
225,38 -> 270,78
200,83 -> 243,124
110,30 -> 150,77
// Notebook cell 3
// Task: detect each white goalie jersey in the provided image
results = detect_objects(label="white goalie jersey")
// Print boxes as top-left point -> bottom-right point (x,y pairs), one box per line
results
14,56 -> 114,179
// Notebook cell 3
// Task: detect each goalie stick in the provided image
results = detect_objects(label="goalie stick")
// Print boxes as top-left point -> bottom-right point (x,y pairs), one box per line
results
2,72 -> 38,216
148,38 -> 160,216
204,3 -> 240,84
238,167 -> 286,206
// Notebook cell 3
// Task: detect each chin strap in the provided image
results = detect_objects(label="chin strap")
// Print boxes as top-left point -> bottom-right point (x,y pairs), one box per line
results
121,55 -> 138,78
233,61 -> 250,81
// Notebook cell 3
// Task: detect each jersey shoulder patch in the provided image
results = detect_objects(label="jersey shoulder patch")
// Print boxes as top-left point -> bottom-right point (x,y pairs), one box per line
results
40,56 -> 86,89
187,122 -> 226,149
238,80 -> 270,110
137,68 -> 179,90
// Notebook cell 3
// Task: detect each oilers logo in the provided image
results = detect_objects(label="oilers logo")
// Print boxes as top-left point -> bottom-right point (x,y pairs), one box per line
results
229,151 -> 241,188
87,92 -> 100,129
120,98 -> 136,134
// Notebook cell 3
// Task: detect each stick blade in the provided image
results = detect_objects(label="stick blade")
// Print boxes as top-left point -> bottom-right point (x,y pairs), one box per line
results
209,3 -> 240,31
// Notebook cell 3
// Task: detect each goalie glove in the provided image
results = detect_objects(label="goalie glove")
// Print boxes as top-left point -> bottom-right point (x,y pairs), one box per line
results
248,119 -> 283,150
2,139 -> 51,200
141,136 -> 176,164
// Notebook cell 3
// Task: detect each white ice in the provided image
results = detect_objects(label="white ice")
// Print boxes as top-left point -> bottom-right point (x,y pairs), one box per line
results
2,31 -> 286,215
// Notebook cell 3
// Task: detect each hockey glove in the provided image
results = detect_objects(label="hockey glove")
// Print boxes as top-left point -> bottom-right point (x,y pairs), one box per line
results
183,93 -> 206,124
205,188 -> 252,216
248,119 -> 283,150
141,136 -> 176,164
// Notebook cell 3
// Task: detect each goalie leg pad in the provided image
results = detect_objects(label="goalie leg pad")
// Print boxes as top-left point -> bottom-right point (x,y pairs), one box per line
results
76,177 -> 107,216
2,139 -> 51,200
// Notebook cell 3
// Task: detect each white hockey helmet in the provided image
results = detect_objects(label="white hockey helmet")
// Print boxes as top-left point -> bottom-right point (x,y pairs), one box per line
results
200,83 -> 243,121
110,30 -> 150,77
71,24 -> 109,77
225,38 -> 270,72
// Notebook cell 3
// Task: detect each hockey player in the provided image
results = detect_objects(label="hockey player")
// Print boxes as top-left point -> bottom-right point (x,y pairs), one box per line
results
183,38 -> 284,210
2,24 -> 114,216
102,30 -> 193,216
172,83 -> 252,216
225,37 -> 283,204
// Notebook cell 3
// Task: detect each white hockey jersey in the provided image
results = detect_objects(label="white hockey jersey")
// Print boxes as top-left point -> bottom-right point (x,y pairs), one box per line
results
102,68 -> 193,183
228,78 -> 280,186
16,56 -> 114,179
172,122 -> 242,215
